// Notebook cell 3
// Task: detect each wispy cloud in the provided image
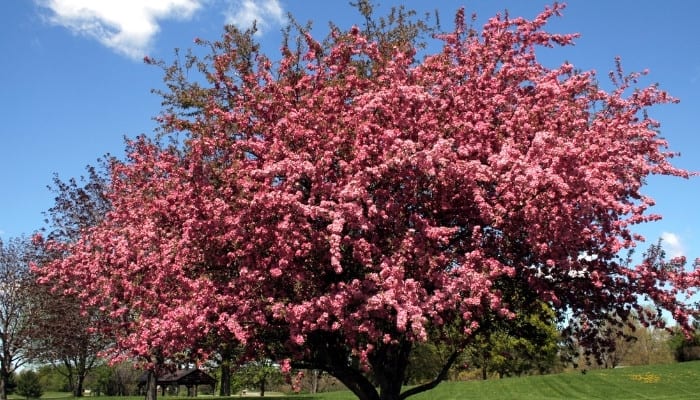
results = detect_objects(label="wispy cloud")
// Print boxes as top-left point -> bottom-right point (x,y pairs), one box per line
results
661,231 -> 685,258
36,0 -> 203,60
224,0 -> 286,34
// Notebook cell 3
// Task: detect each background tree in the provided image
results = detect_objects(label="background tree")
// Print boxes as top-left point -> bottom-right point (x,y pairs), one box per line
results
231,360 -> 284,397
42,163 -> 111,242
205,338 -> 244,396
37,3 -> 700,400
466,300 -> 560,379
28,164 -> 112,397
301,369 -> 343,394
15,370 -> 42,400
403,342 -> 451,385
0,237 -> 36,400
617,317 -> 674,366
575,314 -> 674,369
669,321 -> 700,362
25,287 -> 109,397
36,364 -> 70,393
85,362 -> 141,396
568,243 -> 689,369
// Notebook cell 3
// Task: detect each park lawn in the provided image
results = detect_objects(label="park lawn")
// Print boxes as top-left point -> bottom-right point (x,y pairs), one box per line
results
10,392 -> 73,399
311,361 -> 700,400
27,361 -> 700,400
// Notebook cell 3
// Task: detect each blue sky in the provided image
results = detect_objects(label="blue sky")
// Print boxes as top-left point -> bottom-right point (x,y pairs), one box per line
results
1,1 -> 698,262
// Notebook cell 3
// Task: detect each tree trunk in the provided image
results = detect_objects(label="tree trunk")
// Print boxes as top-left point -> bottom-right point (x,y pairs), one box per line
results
74,375 -> 85,397
75,356 -> 89,397
0,371 -> 7,400
144,370 -> 157,400
481,349 -> 489,380
260,378 -> 265,397
299,332 -> 459,400
310,369 -> 319,394
63,362 -> 76,396
371,341 -> 412,400
297,345 -> 461,400
219,361 -> 231,396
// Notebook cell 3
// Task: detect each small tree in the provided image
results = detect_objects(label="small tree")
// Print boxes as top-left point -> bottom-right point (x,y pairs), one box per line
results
16,370 -> 43,400
0,238 -> 37,400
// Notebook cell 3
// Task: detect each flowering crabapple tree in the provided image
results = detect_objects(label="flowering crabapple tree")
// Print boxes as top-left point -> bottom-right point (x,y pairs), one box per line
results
36,3 -> 700,400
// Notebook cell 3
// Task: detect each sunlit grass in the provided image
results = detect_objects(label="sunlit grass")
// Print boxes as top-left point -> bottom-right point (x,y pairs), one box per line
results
312,362 -> 700,400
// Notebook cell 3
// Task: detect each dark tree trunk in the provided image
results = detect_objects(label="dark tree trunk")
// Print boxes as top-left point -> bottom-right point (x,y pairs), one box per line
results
144,370 -> 157,400
298,331 -> 460,400
260,378 -> 265,397
0,371 -> 7,400
74,375 -> 85,397
371,341 -> 412,400
219,361 -> 231,396
0,356 -> 15,400
73,358 -> 88,397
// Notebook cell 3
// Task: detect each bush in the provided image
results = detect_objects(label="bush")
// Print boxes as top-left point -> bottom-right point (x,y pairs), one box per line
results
16,370 -> 43,399
669,325 -> 700,362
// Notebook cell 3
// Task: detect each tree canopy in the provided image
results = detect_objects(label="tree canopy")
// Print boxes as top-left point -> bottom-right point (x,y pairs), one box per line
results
35,3 -> 699,400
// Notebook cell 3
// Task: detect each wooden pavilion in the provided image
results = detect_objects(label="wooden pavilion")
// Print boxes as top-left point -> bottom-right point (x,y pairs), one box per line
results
140,368 -> 217,397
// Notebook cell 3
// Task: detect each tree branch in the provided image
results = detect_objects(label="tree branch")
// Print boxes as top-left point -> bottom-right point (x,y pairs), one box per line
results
399,350 -> 461,400
292,360 -> 379,400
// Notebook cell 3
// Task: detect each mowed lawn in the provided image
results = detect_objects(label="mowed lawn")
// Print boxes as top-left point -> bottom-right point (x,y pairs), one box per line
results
29,361 -> 700,400
316,361 -> 700,400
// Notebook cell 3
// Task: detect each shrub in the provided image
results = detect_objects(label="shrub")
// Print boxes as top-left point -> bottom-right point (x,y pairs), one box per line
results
16,370 -> 43,399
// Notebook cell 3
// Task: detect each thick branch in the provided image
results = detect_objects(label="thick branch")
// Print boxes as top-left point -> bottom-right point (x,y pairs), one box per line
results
292,360 -> 379,400
399,350 -> 461,400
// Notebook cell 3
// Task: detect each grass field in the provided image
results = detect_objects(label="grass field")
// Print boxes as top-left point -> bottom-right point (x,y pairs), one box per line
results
291,362 -> 700,400
24,361 -> 700,400
404,361 -> 700,400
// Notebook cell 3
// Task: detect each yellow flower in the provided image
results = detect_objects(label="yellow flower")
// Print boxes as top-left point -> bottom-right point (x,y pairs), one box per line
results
629,373 -> 661,384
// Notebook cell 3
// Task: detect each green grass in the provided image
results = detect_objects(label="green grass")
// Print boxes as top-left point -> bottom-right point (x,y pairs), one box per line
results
10,392 -> 73,400
29,361 -> 700,400
413,361 -> 700,400
305,362 -> 700,400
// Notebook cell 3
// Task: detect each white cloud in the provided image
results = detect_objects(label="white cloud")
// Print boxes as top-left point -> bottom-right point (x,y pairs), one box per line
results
37,0 -> 203,59
224,0 -> 285,34
661,231 -> 685,258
